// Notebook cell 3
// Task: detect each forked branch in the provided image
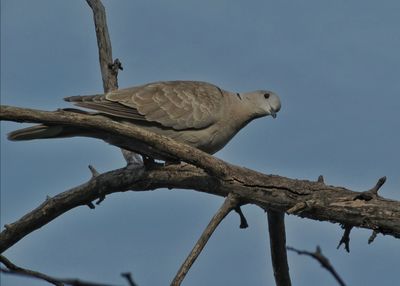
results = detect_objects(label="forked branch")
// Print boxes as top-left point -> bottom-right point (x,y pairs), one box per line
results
287,246 -> 346,286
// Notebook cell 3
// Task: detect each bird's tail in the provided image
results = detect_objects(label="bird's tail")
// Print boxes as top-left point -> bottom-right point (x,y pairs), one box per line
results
8,125 -> 76,141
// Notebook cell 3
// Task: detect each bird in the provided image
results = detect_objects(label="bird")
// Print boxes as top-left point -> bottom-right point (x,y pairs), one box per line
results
8,81 -> 281,160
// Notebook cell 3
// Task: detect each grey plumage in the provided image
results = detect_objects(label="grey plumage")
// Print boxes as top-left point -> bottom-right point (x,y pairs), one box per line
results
9,81 -> 281,157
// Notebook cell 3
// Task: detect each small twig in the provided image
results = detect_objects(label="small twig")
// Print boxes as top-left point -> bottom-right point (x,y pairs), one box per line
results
234,206 -> 249,228
368,230 -> 378,244
96,195 -> 106,205
109,58 -> 123,75
354,176 -> 387,201
287,246 -> 346,286
121,272 -> 138,286
88,165 -> 107,205
337,225 -> 352,252
369,176 -> 387,195
89,165 -> 100,177
267,211 -> 292,286
171,193 -> 240,286
87,202 -> 96,209
0,255 -> 115,286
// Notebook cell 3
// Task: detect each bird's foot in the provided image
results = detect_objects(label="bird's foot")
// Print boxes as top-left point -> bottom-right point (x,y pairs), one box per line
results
143,156 -> 163,169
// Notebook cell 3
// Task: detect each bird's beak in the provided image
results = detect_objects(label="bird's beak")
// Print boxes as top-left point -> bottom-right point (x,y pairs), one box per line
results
270,110 -> 277,118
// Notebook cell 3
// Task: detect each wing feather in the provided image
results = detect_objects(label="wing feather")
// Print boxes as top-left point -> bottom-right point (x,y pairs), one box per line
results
65,81 -> 225,130
106,81 -> 225,130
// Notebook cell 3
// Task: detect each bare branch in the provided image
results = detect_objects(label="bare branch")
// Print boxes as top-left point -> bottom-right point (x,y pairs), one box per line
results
337,225 -> 352,253
0,164 -> 211,252
354,176 -> 387,201
0,105 -> 229,178
234,206 -> 249,228
1,254 -> 62,286
0,255 -> 115,286
88,165 -> 100,177
86,0 -> 119,92
267,211 -> 291,286
1,106 -> 400,253
171,193 -> 240,286
368,230 -> 378,244
85,0 -> 138,167
287,246 -> 346,286
121,272 -> 138,286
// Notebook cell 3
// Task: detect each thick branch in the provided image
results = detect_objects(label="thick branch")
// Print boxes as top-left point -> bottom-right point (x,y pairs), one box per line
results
1,105 -> 400,253
0,164 -> 214,253
267,211 -> 291,286
0,105 -> 229,177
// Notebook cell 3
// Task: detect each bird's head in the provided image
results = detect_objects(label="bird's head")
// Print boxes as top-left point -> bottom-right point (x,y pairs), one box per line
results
242,90 -> 281,118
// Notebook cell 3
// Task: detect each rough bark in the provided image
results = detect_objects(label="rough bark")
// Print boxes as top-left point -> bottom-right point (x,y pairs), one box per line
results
86,0 -> 119,92
268,211 -> 292,286
1,105 -> 399,253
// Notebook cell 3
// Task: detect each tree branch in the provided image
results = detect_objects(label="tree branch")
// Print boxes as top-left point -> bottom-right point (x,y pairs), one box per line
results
171,193 -> 241,286
121,272 -> 138,286
0,105 -> 229,177
86,0 -> 134,166
0,163 -> 213,252
1,105 -> 400,254
267,211 -> 291,286
86,0 -> 120,92
287,246 -> 346,286
337,225 -> 353,252
0,255 -> 116,286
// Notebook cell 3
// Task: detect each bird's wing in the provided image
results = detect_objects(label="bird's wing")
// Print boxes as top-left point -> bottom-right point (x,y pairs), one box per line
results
67,81 -> 225,130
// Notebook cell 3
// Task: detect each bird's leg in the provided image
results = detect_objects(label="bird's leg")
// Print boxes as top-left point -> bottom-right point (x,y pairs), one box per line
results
121,149 -> 143,168
142,155 -> 163,169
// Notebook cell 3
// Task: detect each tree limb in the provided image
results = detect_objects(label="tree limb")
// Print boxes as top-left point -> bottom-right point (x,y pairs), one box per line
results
1,105 -> 400,254
287,246 -> 346,286
267,211 -> 291,286
86,0 -> 135,167
0,105 -> 229,177
86,0 -> 120,92
171,193 -> 241,286
0,255 -> 116,286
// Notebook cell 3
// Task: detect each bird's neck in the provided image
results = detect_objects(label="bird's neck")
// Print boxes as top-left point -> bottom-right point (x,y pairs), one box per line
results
225,93 -> 255,130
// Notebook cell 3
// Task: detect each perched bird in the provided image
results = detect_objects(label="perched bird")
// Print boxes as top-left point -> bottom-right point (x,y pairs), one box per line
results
8,81 -> 281,159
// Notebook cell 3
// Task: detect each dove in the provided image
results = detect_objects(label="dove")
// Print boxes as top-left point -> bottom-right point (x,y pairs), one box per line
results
8,81 -> 281,159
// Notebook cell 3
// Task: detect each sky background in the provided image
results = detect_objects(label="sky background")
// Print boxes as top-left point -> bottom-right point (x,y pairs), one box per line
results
1,0 -> 400,285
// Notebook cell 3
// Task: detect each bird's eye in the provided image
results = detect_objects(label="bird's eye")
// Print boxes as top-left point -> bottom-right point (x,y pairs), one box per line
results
264,93 -> 270,99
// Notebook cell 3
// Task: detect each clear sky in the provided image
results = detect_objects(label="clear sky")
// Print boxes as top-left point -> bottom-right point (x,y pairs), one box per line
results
1,1 -> 400,285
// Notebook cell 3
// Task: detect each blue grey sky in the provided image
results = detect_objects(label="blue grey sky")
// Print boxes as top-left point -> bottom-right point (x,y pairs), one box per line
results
1,1 -> 400,285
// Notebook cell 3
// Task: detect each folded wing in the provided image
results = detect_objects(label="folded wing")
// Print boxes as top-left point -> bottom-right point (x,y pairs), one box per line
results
65,81 -> 224,130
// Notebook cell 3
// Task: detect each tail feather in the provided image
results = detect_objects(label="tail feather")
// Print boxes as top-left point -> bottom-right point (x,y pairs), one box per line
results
8,125 -> 67,141
64,94 -> 105,103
